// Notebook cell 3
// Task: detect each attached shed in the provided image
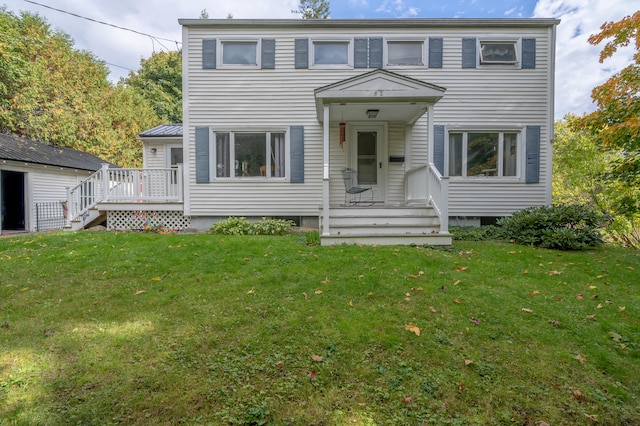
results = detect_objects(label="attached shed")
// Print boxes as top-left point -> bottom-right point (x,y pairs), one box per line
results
0,133 -> 113,234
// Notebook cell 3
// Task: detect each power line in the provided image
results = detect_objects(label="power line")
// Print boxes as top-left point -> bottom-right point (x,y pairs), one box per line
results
23,0 -> 182,49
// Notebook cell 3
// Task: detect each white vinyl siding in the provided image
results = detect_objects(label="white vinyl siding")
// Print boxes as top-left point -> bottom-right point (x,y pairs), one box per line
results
183,22 -> 554,218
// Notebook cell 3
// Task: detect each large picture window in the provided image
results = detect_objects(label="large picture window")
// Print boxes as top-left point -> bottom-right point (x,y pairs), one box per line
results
213,131 -> 286,179
448,131 -> 519,178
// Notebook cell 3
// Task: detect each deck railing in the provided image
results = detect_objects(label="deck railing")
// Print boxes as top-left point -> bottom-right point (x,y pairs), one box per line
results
66,164 -> 183,226
405,163 -> 449,233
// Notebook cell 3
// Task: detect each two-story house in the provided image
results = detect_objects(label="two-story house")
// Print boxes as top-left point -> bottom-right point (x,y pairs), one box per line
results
66,18 -> 559,245
175,18 -> 558,245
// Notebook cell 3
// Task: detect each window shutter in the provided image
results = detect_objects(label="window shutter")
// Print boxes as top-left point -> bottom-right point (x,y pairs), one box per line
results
202,39 -> 216,69
462,37 -> 476,69
195,127 -> 210,183
525,125 -> 540,183
354,38 -> 368,68
261,38 -> 276,69
522,38 -> 536,69
428,37 -> 443,68
290,126 -> 304,183
434,125 -> 445,175
294,38 -> 308,69
368,37 -> 383,68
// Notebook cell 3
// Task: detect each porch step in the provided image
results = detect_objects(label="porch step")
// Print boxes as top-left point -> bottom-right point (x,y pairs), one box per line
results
320,205 -> 452,246
66,208 -> 106,231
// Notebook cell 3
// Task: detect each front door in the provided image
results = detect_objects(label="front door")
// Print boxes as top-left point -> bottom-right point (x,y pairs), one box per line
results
351,124 -> 386,203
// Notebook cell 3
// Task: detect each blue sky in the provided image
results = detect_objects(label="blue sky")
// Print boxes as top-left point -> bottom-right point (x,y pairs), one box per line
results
330,0 -> 539,19
1,0 -> 636,118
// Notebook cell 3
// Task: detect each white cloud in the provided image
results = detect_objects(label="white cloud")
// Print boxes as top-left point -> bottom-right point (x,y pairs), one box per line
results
533,0 -> 635,118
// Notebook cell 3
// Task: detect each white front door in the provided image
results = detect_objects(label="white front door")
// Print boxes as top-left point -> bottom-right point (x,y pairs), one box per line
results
350,123 -> 387,203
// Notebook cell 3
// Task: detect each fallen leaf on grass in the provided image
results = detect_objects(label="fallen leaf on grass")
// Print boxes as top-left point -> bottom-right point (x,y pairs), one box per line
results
429,306 -> 437,313
597,303 -> 603,309
523,269 -> 529,274
402,395 -> 412,404
349,300 -> 353,307
276,361 -> 284,368
314,290 -> 323,295
455,266 -> 469,272
453,280 -> 461,286
307,370 -> 317,379
575,354 -> 587,365
151,276 -> 161,281
576,294 -> 584,300
584,414 -> 598,422
538,421 -> 551,426
548,270 -> 562,276
470,317 -> 481,326
404,323 -> 421,336
586,314 -> 596,320
321,277 -> 332,284
135,290 -> 146,295
464,359 -> 473,366
246,289 -> 255,295
589,285 -> 597,290
549,320 -> 562,328
572,389 -> 584,402
521,308 -> 533,313
619,306 -> 626,312
453,299 -> 461,304
303,292 -> 308,299
411,287 -> 423,291
311,354 -> 323,362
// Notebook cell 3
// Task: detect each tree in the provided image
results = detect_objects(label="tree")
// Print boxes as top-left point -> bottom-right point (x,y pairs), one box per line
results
123,50 -> 182,124
292,0 -> 330,19
578,11 -> 640,188
0,8 -> 160,167
556,115 -> 640,248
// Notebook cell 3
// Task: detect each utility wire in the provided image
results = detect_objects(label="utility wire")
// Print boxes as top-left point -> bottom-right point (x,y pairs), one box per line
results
23,0 -> 182,48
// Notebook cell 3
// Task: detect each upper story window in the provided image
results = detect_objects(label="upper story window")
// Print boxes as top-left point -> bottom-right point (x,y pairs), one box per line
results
312,41 -> 350,66
479,41 -> 518,65
387,41 -> 424,66
447,131 -> 519,178
221,41 -> 258,65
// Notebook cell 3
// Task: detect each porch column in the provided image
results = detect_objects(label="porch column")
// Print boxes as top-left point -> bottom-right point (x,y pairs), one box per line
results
322,104 -> 331,236
427,104 -> 435,165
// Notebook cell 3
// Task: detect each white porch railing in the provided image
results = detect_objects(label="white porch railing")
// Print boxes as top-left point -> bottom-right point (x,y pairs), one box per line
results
405,163 -> 449,233
66,164 -> 183,227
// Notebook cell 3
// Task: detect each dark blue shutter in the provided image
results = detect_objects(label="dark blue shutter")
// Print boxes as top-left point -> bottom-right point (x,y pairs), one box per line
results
294,38 -> 308,69
195,127 -> 210,183
434,125 -> 445,175
202,39 -> 216,69
525,125 -> 540,183
522,38 -> 536,69
354,38 -> 368,68
261,38 -> 276,69
428,37 -> 443,68
368,38 -> 383,68
462,37 -> 476,69
290,126 -> 304,183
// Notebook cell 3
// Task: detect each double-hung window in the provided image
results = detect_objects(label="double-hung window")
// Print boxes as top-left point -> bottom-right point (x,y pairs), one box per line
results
386,40 -> 424,66
213,131 -> 286,179
221,40 -> 258,66
448,131 -> 519,178
479,40 -> 518,65
312,40 -> 350,66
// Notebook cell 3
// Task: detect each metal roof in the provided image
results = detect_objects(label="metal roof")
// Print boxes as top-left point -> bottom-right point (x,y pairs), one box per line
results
139,124 -> 183,138
0,133 -> 114,171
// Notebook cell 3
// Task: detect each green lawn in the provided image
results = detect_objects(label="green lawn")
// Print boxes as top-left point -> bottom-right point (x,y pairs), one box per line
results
1,232 -> 638,425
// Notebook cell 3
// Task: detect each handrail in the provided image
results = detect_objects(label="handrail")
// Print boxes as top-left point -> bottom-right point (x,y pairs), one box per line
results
66,164 -> 184,227
405,163 -> 449,233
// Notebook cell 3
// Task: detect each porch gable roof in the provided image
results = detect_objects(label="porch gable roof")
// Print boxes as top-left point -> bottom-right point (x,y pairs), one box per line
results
314,69 -> 446,123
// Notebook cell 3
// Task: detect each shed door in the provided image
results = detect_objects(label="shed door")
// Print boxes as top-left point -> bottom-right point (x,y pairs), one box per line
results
1,170 -> 26,231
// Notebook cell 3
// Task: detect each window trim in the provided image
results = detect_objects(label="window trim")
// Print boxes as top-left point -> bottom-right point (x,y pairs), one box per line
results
477,38 -> 521,68
310,39 -> 353,68
384,38 -> 426,67
218,39 -> 261,68
209,128 -> 290,181
444,128 -> 523,181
